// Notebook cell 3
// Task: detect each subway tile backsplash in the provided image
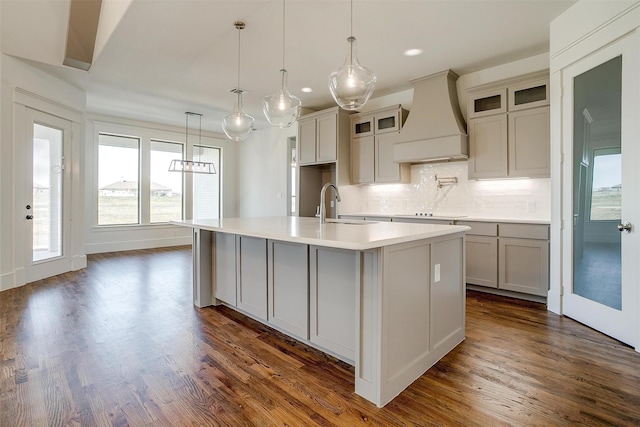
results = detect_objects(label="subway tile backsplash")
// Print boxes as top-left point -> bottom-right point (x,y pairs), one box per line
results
338,161 -> 550,219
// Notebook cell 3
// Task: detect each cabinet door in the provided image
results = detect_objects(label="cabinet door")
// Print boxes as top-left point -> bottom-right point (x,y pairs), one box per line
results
316,113 -> 338,162
310,246 -> 356,361
375,111 -> 401,134
499,237 -> 549,296
375,135 -> 401,183
214,232 -> 237,305
468,114 -> 508,179
508,79 -> 549,112
268,240 -> 309,340
237,236 -> 268,320
351,114 -> 374,138
468,88 -> 507,119
352,136 -> 375,184
465,235 -> 498,288
508,106 -> 550,177
298,117 -> 317,165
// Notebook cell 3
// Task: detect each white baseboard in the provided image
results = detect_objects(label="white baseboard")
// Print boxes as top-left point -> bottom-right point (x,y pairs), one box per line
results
72,255 -> 87,270
85,236 -> 192,255
1,271 -> 15,292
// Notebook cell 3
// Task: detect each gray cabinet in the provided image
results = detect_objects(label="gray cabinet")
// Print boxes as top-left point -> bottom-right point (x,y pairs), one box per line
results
498,223 -> 549,297
458,221 -> 499,288
467,72 -> 550,179
309,245 -> 356,361
508,106 -> 550,177
213,232 -> 237,306
298,107 -> 349,166
351,105 -> 409,184
468,114 -> 508,178
237,236 -> 268,320
460,220 -> 549,297
297,107 -> 351,217
267,240 -> 309,340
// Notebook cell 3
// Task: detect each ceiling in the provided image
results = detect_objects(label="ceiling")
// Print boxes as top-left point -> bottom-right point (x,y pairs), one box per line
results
1,0 -> 577,134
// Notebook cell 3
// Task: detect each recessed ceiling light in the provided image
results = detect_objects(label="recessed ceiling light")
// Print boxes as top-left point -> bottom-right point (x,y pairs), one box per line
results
404,48 -> 423,57
301,87 -> 313,93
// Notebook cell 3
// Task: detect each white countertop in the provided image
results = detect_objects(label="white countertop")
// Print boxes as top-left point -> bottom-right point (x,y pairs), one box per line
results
172,217 -> 470,251
340,213 -> 550,225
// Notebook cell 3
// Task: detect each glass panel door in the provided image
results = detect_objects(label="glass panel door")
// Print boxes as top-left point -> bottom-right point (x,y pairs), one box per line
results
22,108 -> 72,283
563,33 -> 638,347
32,123 -> 64,262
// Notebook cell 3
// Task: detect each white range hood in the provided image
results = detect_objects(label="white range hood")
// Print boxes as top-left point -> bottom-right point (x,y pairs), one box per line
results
390,70 -> 468,163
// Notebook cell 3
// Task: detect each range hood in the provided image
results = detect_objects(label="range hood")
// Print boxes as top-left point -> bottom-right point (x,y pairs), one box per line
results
390,70 -> 468,163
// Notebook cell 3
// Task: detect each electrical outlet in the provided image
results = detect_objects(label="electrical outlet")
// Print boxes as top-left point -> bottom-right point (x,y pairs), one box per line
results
434,263 -> 441,283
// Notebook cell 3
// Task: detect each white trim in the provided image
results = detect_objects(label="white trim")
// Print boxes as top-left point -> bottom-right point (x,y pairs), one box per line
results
0,272 -> 15,292
85,236 -> 192,255
13,87 -> 84,123
71,255 -> 87,271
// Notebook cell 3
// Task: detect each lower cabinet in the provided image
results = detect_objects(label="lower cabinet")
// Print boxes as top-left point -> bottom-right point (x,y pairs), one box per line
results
465,235 -> 498,288
237,236 -> 268,321
498,226 -> 549,297
309,246 -> 356,361
267,240 -> 309,340
460,221 -> 549,297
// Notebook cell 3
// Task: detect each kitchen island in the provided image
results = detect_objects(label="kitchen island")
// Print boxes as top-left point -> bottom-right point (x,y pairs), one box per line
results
172,216 -> 469,407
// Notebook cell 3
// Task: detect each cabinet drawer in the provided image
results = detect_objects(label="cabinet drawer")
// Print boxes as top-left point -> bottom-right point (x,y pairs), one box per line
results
456,221 -> 497,236
499,223 -> 549,240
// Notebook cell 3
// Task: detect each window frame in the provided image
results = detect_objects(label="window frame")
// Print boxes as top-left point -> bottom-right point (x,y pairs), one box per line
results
587,146 -> 622,222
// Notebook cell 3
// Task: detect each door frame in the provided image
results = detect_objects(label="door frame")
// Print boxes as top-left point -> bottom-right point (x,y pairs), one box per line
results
557,32 -> 640,348
12,88 -> 86,287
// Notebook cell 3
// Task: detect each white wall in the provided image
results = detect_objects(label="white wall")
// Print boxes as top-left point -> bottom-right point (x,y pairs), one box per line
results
237,125 -> 296,217
337,54 -> 551,221
1,54 -> 86,290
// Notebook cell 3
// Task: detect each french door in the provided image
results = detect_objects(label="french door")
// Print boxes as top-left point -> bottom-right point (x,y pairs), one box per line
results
562,32 -> 640,347
21,108 -> 72,283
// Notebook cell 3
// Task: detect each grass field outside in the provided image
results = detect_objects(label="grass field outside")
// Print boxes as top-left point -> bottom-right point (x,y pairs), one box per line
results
590,190 -> 621,221
98,195 -> 182,225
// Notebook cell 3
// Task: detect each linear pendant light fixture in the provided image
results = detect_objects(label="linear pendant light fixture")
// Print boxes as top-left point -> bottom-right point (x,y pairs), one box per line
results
222,21 -> 255,141
263,0 -> 301,128
169,112 -> 216,174
328,0 -> 377,110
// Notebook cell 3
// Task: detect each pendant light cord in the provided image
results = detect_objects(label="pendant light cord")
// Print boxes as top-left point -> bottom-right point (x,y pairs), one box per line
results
282,0 -> 286,71
236,24 -> 241,89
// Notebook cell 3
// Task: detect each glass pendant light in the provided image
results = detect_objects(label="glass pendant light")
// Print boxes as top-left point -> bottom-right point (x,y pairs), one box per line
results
222,21 -> 255,141
328,0 -> 377,111
263,0 -> 301,128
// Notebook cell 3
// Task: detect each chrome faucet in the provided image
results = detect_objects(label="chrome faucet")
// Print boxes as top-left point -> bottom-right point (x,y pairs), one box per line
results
319,182 -> 341,224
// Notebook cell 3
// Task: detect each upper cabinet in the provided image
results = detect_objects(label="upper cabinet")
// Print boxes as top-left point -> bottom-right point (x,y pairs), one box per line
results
297,107 -> 351,218
467,72 -> 550,179
298,107 -> 350,166
350,105 -> 409,184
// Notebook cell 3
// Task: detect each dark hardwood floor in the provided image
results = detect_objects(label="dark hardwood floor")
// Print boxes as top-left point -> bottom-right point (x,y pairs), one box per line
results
1,246 -> 640,426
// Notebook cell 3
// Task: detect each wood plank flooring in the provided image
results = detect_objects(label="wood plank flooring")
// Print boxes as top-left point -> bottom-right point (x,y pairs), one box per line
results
1,245 -> 640,426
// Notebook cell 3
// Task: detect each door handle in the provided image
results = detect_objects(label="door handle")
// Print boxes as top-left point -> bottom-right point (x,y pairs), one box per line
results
26,215 -> 33,220
617,221 -> 632,233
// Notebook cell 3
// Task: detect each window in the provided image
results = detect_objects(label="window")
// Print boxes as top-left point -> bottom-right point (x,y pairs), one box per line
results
589,148 -> 621,221
96,123 -> 222,227
150,141 -> 183,223
193,145 -> 221,219
98,134 -> 140,225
